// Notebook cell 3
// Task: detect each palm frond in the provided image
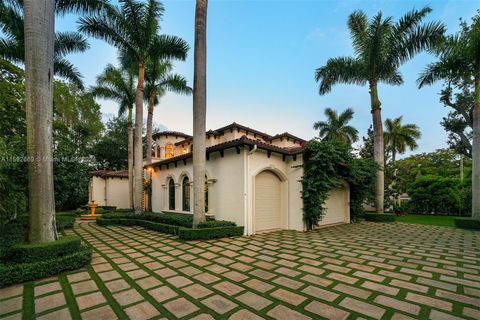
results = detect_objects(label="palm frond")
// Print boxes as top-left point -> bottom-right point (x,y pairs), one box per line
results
160,74 -> 192,95
150,35 -> 189,61
54,59 -> 84,89
55,31 -> 90,57
348,11 -> 368,56
315,57 -> 367,94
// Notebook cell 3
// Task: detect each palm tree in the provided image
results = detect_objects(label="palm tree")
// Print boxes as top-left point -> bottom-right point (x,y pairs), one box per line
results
79,0 -> 188,214
91,64 -> 136,208
384,117 -> 421,165
314,107 -> 358,144
144,59 -> 191,165
418,13 -> 480,219
22,0 -> 106,243
0,0 -> 93,88
315,7 -> 444,213
192,0 -> 208,228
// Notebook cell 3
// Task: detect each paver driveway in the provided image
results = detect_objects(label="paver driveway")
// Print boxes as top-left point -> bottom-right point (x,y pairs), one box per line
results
1,221 -> 479,320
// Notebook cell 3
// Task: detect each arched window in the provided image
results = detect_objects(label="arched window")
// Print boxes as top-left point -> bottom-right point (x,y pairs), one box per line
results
165,144 -> 174,159
168,179 -> 175,210
182,176 -> 190,211
156,145 -> 161,158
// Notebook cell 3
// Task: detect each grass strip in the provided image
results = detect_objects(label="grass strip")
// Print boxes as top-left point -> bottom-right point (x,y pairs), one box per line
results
58,274 -> 81,320
85,264 -> 129,319
22,282 -> 34,320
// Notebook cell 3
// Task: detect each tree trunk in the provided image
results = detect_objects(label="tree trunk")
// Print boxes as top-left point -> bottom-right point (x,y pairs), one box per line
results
128,106 -> 134,209
146,91 -> 155,165
145,91 -> 155,212
192,0 -> 208,228
24,0 -> 57,243
472,74 -> 480,219
133,62 -> 145,215
369,82 -> 385,214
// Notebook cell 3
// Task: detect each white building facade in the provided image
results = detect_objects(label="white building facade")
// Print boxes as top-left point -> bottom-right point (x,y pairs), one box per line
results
147,123 -> 350,235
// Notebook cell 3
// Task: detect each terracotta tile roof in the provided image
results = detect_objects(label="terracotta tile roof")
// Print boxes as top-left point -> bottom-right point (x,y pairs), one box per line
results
146,135 -> 303,169
174,130 -> 220,146
268,132 -> 306,143
152,131 -> 192,140
90,170 -> 129,178
214,122 -> 272,140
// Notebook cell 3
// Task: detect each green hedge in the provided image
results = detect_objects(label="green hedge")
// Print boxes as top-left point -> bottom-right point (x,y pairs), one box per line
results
56,214 -> 76,230
198,220 -> 236,228
364,213 -> 396,222
97,217 -> 178,235
178,226 -> 244,240
0,245 -> 92,287
454,218 -> 480,230
5,235 -> 81,263
100,212 -> 222,228
97,216 -> 243,240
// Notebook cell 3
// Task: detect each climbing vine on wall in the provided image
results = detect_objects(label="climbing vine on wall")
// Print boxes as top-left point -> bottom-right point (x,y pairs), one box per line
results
301,139 -> 378,231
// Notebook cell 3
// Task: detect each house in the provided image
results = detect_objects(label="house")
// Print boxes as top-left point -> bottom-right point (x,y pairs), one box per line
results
89,170 -> 130,209
147,123 -> 350,235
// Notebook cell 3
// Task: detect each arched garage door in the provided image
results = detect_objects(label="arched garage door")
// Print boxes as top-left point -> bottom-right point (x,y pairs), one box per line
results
255,171 -> 282,232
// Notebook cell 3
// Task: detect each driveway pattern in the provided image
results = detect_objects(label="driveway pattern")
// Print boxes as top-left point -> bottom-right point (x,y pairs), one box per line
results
0,221 -> 479,319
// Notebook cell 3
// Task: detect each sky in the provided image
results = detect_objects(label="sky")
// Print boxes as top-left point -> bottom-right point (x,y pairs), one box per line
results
56,0 -> 480,158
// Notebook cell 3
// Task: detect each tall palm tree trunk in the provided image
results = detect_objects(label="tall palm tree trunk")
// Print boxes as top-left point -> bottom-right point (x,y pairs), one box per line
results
369,82 -> 385,214
146,92 -> 155,165
192,0 -> 208,228
24,0 -> 57,243
133,63 -> 145,215
472,73 -> 480,219
128,106 -> 134,209
145,91 -> 155,211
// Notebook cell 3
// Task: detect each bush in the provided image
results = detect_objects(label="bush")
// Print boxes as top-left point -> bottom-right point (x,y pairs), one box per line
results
0,218 -> 28,259
198,220 -> 236,228
56,214 -> 76,230
364,213 -> 396,222
5,235 -> 81,263
97,217 -> 179,235
178,226 -> 244,240
454,218 -> 480,230
408,175 -> 463,215
100,206 -> 117,211
101,212 -> 214,228
0,245 -> 91,287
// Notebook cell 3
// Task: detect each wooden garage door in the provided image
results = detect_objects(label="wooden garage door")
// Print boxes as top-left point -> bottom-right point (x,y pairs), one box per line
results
321,188 -> 347,225
255,171 -> 281,232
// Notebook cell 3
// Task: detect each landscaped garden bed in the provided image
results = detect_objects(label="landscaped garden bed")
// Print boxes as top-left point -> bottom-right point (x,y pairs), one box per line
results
96,212 -> 244,240
0,215 -> 92,287
454,217 -> 480,230
364,213 -> 396,222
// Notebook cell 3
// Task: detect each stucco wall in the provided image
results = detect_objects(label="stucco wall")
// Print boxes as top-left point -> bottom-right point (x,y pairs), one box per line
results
89,176 -> 130,209
322,183 -> 350,225
150,145 -> 349,235
89,176 -> 106,206
150,148 -> 245,226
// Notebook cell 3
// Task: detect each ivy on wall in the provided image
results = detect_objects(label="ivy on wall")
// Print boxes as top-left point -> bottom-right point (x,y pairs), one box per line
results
301,139 -> 378,230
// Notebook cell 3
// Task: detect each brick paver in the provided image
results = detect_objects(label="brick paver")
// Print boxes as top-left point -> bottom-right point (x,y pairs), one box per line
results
1,221 -> 479,319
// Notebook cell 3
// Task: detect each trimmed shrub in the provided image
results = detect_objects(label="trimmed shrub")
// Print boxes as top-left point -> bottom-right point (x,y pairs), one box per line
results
454,218 -> 480,230
0,245 -> 91,287
101,212 -> 214,228
178,226 -> 244,240
56,214 -> 76,231
100,206 -> 117,211
198,220 -> 237,228
5,235 -> 81,263
96,217 -> 179,235
364,213 -> 396,222
0,218 -> 28,259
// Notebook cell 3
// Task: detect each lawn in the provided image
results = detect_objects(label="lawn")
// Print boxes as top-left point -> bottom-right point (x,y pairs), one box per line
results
395,214 -> 457,227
